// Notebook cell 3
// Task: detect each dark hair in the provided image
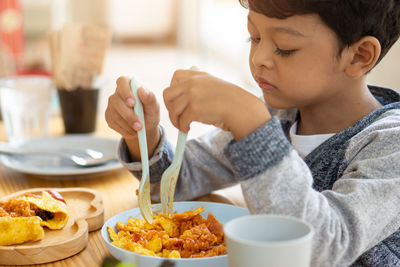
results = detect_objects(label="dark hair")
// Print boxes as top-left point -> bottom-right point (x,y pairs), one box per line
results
239,0 -> 400,65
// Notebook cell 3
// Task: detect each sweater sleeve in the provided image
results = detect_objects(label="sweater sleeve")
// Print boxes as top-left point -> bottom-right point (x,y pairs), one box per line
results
224,114 -> 400,267
117,125 -> 239,202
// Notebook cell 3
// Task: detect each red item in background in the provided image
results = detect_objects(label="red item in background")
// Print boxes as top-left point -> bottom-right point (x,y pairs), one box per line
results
0,0 -> 24,65
17,69 -> 51,76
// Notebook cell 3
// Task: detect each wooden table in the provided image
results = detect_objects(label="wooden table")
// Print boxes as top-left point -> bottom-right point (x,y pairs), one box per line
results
0,117 -> 245,267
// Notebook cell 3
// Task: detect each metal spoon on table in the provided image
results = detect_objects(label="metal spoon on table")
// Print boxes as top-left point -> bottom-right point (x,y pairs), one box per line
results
0,145 -> 116,167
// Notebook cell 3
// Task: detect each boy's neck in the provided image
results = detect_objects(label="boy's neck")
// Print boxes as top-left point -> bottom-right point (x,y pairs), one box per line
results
297,81 -> 382,135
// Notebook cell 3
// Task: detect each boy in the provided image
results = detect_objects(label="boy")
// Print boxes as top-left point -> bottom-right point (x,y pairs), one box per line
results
105,0 -> 400,266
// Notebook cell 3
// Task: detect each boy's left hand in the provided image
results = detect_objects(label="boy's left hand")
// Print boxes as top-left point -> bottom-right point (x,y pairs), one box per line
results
163,69 -> 271,140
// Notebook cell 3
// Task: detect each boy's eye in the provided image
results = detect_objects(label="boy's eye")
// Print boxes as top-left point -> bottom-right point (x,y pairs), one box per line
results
274,47 -> 297,57
248,36 -> 297,57
248,36 -> 260,44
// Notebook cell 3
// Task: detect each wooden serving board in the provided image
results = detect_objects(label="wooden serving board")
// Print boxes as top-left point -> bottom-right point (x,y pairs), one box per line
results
0,187 -> 104,265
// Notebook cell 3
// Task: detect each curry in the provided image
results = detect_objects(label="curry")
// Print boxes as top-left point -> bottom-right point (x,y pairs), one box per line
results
108,206 -> 226,258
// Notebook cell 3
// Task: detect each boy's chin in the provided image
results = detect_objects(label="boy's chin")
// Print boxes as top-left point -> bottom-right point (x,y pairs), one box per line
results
264,98 -> 297,110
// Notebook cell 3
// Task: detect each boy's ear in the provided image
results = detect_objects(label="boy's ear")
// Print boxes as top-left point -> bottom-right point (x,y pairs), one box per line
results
344,36 -> 381,78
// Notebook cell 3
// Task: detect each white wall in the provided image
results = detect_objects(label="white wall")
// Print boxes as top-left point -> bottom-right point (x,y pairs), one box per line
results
367,40 -> 400,90
107,0 -> 174,39
21,0 -> 175,39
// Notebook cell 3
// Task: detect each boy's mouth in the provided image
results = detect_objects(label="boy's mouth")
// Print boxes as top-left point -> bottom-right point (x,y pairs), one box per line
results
255,77 -> 277,91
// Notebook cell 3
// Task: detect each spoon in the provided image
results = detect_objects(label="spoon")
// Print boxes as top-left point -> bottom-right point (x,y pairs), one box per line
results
131,76 -> 153,224
0,146 -> 116,167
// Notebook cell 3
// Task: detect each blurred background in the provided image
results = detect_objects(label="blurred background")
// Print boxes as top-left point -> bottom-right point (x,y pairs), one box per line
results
1,0 -> 400,140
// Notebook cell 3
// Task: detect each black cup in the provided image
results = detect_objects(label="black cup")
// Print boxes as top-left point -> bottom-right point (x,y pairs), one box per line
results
57,87 -> 99,133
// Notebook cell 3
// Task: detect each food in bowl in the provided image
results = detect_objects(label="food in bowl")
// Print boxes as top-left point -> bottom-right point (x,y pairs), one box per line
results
107,206 -> 226,258
0,190 -> 69,245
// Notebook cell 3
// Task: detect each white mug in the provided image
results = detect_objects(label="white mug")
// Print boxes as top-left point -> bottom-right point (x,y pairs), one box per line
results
224,214 -> 313,267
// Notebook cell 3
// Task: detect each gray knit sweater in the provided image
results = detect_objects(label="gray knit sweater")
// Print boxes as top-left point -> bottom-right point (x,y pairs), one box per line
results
118,85 -> 400,267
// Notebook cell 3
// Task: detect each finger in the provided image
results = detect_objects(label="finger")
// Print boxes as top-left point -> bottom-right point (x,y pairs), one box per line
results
166,93 -> 189,129
108,93 -> 142,131
106,106 -> 137,137
138,87 -> 159,116
115,116 -> 137,137
170,69 -> 197,86
177,105 -> 193,133
170,69 -> 185,86
163,81 -> 188,107
116,76 -> 135,107
105,116 -> 128,136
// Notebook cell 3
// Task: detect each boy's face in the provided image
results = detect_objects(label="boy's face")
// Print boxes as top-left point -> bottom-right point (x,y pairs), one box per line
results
248,11 -> 347,109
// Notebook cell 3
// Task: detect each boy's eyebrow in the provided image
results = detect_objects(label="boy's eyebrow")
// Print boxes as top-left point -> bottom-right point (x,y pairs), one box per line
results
272,26 -> 306,37
248,16 -> 306,37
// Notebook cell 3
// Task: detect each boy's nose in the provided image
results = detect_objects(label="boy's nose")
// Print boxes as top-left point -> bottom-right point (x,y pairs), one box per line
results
251,47 -> 275,70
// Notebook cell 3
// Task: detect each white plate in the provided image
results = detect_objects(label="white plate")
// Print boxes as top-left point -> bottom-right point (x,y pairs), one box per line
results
0,135 -> 123,176
101,201 -> 250,267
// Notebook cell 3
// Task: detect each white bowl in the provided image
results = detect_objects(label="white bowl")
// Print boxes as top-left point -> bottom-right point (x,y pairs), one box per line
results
101,201 -> 250,267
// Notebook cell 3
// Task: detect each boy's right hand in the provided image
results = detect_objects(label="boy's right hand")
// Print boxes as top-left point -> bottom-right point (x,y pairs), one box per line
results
105,76 -> 160,161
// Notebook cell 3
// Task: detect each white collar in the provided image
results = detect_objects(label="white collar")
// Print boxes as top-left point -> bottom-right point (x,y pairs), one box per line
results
289,121 -> 336,158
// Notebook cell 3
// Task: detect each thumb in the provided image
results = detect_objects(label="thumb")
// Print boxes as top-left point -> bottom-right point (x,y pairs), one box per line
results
138,87 -> 159,115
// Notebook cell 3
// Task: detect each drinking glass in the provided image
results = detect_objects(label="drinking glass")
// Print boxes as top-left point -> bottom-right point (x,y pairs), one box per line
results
0,76 -> 52,146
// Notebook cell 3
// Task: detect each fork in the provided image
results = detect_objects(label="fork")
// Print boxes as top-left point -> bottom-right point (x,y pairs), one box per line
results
160,131 -> 187,215
130,77 -> 153,224
160,66 -> 198,216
